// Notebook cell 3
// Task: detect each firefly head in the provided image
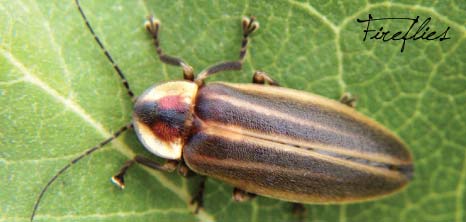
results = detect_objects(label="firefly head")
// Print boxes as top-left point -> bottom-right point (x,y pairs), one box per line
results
132,81 -> 198,160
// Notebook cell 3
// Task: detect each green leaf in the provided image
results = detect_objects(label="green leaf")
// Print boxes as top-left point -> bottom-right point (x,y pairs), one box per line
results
1,0 -> 465,221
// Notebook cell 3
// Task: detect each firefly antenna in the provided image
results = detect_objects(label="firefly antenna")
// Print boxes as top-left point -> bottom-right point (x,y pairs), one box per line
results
75,0 -> 135,99
30,124 -> 132,221
32,2 -> 137,220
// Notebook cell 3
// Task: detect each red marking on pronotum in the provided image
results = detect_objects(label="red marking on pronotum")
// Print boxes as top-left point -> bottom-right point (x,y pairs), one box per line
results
152,121 -> 182,142
158,95 -> 186,111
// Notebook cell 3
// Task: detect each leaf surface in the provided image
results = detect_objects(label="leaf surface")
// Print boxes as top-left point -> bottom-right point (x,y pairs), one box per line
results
1,0 -> 465,221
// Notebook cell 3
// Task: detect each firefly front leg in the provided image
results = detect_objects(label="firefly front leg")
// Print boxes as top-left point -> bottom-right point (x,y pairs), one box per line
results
145,16 -> 194,81
339,92 -> 357,108
111,155 -> 177,189
252,71 -> 280,86
232,187 -> 257,202
191,176 -> 207,213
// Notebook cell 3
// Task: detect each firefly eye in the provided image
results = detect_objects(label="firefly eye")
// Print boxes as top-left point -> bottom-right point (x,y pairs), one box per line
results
134,102 -> 158,125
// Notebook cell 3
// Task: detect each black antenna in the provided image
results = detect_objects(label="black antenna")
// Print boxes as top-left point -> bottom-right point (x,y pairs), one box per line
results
31,1 -> 137,220
75,0 -> 135,99
30,124 -> 132,221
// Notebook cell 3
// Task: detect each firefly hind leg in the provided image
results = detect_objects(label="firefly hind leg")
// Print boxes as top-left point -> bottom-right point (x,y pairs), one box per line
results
339,92 -> 357,108
252,71 -> 280,86
191,176 -> 207,213
232,187 -> 257,202
291,203 -> 307,222
111,155 -> 178,189
195,16 -> 259,86
145,16 -> 194,81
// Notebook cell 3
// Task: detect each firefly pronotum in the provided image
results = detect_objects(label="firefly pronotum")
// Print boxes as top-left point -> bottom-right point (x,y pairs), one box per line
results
31,1 -> 413,221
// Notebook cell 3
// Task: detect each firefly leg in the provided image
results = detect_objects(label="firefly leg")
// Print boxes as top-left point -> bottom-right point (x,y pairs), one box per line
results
177,159 -> 195,177
111,155 -> 178,189
232,187 -> 257,202
145,16 -> 194,81
191,176 -> 207,213
291,203 -> 307,222
252,71 -> 280,86
195,16 -> 259,86
339,92 -> 357,108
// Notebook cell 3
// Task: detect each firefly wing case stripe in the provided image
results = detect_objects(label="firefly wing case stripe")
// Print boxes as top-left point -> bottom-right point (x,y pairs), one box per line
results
183,83 -> 412,203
